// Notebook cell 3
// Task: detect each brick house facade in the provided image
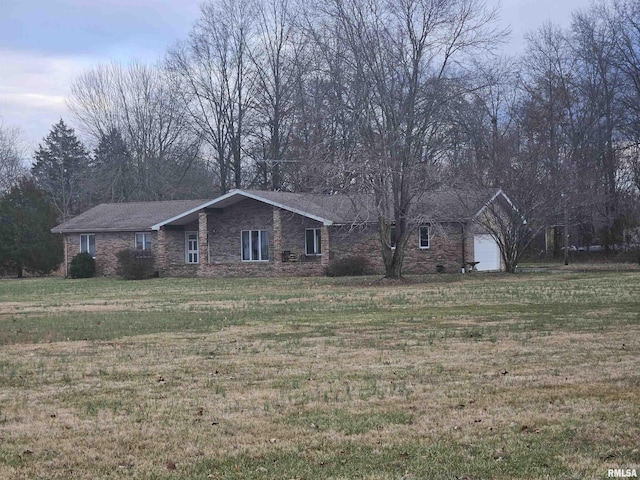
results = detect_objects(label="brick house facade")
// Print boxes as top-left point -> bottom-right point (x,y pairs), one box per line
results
52,189 -> 513,277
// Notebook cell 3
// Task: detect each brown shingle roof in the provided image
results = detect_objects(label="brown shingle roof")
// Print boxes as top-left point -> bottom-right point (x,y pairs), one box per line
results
52,188 -> 507,233
240,189 -> 502,224
51,199 -> 208,233
240,190 -> 375,224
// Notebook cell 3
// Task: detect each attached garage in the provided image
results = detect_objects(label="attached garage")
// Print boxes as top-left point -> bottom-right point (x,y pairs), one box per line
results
473,234 -> 501,271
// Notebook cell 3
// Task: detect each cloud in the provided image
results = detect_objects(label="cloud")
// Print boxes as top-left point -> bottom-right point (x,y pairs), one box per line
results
491,0 -> 587,53
0,0 -> 201,56
1,0 -> 588,151
0,1 -> 202,148
0,48 -> 98,148
0,93 -> 66,110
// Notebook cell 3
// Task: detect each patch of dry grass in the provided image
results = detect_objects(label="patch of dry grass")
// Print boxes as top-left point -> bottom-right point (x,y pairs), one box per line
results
0,271 -> 638,478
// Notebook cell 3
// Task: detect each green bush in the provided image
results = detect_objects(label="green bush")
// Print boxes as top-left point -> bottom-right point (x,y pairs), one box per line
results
325,255 -> 371,277
69,252 -> 96,279
116,249 -> 156,280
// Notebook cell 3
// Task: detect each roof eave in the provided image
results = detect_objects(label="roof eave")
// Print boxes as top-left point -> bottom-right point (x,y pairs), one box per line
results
151,190 -> 335,230
51,227 -> 153,234
472,189 -> 527,224
240,190 -> 334,225
472,189 -> 504,219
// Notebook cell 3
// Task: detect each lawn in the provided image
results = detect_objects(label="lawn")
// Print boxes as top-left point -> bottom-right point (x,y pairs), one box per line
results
0,270 -> 638,479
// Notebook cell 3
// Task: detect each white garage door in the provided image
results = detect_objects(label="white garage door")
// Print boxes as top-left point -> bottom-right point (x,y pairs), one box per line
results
473,234 -> 501,271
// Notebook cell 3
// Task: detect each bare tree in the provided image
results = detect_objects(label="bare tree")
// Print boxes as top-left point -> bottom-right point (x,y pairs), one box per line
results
612,0 -> 640,194
571,5 -> 626,248
443,57 -> 521,188
167,0 -> 256,194
247,0 -> 305,190
311,0 -> 505,278
286,13 -> 368,192
520,23 -> 578,178
0,124 -> 27,193
69,62 -> 204,200
450,190 -> 528,273
515,23 -> 586,253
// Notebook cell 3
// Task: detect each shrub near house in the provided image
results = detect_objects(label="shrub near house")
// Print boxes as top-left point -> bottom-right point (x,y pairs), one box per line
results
116,249 -> 155,280
69,253 -> 95,278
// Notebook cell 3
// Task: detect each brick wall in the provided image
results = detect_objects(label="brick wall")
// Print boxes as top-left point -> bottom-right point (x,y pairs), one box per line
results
62,198 -> 494,278
403,223 -> 466,274
63,231 -> 157,277
160,199 -> 326,278
192,200 -> 331,272
164,222 -> 198,265
279,210 -> 325,261
330,224 -> 384,272
329,222 -> 470,275
209,199 -> 273,263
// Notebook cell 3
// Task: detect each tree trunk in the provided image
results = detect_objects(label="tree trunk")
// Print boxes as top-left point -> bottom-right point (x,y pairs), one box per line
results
502,246 -> 518,273
384,258 -> 403,279
383,244 -> 406,279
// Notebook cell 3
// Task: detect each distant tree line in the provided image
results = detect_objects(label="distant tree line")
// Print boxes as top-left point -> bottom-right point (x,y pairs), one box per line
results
2,0 -> 640,278
69,0 -> 640,266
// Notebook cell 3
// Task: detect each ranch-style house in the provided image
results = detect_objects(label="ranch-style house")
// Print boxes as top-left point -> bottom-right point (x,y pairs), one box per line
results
51,189 -> 514,277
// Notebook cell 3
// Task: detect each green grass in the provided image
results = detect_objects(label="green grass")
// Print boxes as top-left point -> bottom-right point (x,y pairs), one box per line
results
0,270 -> 638,479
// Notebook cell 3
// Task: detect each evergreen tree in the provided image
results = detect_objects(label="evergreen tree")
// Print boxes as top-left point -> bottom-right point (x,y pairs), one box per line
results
31,119 -> 91,220
93,128 -> 134,202
0,178 -> 63,278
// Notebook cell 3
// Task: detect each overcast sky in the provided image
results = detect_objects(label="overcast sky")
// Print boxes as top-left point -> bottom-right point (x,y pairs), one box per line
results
0,0 -> 591,155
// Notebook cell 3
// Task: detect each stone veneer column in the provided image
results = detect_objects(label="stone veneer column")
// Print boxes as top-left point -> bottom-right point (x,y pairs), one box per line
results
273,208 -> 283,270
198,212 -> 208,265
321,224 -> 330,268
156,227 -> 167,274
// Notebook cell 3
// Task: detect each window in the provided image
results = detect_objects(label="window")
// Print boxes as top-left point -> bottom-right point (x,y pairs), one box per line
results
419,225 -> 430,249
135,232 -> 152,251
242,230 -> 269,261
305,228 -> 322,255
186,232 -> 199,264
80,234 -> 96,257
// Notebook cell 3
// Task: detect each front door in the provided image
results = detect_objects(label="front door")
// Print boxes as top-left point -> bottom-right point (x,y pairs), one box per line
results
186,232 -> 199,264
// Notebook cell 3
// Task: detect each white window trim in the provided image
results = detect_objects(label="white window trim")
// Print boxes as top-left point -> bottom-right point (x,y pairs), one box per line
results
241,230 -> 269,262
135,232 -> 152,251
419,225 -> 430,249
80,234 -> 96,258
185,231 -> 199,264
305,228 -> 322,256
